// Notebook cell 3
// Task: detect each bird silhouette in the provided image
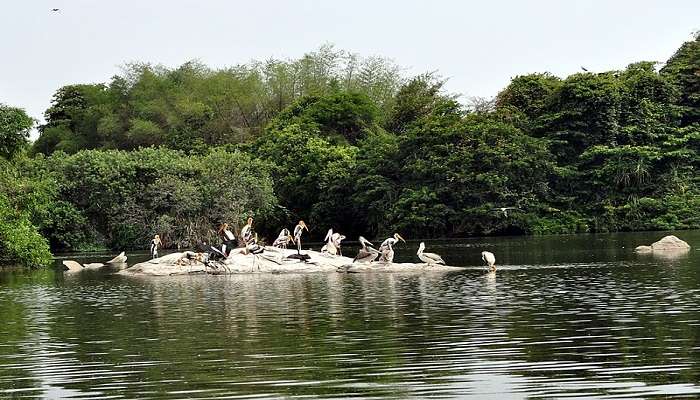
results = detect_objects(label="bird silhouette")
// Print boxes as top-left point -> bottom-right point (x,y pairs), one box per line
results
581,66 -> 589,72
51,8 -> 60,12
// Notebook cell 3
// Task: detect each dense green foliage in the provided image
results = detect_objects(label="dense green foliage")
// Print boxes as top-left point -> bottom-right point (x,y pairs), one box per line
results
1,36 -> 699,265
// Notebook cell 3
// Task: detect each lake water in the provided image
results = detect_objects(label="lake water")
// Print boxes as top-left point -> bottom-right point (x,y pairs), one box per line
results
1,231 -> 699,399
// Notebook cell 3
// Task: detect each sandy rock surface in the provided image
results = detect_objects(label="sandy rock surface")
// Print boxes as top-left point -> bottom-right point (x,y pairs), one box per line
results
635,235 -> 690,253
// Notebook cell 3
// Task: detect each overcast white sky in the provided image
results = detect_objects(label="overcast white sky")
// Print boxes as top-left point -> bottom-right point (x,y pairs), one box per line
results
1,0 -> 698,138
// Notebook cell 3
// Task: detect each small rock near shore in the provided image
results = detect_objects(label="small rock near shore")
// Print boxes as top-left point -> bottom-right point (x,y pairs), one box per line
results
634,235 -> 691,253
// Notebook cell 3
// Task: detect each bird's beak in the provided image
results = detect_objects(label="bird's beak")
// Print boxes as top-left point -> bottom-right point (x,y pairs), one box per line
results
397,234 -> 406,243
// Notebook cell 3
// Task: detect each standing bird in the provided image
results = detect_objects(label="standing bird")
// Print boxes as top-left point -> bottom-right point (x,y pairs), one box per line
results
273,228 -> 293,249
379,233 -> 405,263
240,217 -> 254,245
293,220 -> 309,254
353,236 -> 380,263
417,242 -> 445,265
481,251 -> 496,272
321,229 -> 347,255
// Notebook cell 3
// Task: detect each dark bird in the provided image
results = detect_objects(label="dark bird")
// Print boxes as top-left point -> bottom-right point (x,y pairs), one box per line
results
51,8 -> 60,12
581,66 -> 589,72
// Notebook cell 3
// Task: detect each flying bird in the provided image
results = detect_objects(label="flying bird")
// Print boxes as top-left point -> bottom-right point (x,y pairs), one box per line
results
51,8 -> 60,12
417,242 -> 445,266
581,66 -> 589,72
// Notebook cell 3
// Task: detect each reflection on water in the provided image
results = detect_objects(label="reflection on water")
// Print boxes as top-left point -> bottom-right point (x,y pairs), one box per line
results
1,231 -> 699,399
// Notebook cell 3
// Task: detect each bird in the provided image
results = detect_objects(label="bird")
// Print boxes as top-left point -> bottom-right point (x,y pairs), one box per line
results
240,217 -> 254,245
481,251 -> 496,272
379,233 -> 405,263
491,207 -> 521,218
353,236 -> 380,263
321,228 -> 347,255
293,220 -> 309,254
581,66 -> 589,72
417,242 -> 445,265
272,228 -> 293,249
51,8 -> 60,12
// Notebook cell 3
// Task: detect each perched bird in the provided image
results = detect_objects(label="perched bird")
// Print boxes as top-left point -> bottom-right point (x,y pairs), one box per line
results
379,233 -> 405,263
293,220 -> 309,254
417,242 -> 445,265
272,228 -> 293,249
240,217 -> 254,245
353,236 -> 380,263
481,251 -> 496,272
491,207 -> 521,218
321,228 -> 346,255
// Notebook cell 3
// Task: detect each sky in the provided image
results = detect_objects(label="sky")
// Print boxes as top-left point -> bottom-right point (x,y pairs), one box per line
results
1,0 -> 699,139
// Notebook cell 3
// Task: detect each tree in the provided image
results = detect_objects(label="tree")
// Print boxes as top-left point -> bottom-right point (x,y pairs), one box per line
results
0,104 -> 33,159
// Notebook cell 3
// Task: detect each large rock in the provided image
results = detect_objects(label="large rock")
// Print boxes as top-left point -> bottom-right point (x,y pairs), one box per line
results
106,251 -> 127,264
118,247 -> 465,276
635,235 -> 691,253
62,260 -> 83,273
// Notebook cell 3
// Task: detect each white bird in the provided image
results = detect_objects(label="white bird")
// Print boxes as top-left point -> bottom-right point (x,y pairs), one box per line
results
417,242 -> 445,265
321,228 -> 346,255
272,228 -> 293,249
481,251 -> 496,271
491,207 -> 521,217
293,220 -> 309,254
379,233 -> 405,263
353,236 -> 380,263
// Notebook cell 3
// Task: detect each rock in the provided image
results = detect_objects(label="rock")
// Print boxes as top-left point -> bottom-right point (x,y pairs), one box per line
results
118,247 -> 465,276
650,235 -> 691,251
62,260 -> 83,273
106,251 -> 127,264
634,245 -> 653,253
83,262 -> 105,269
635,235 -> 691,253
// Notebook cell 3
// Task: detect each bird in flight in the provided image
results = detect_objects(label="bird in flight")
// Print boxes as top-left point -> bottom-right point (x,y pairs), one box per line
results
581,66 -> 589,72
491,207 -> 521,218
51,8 -> 60,12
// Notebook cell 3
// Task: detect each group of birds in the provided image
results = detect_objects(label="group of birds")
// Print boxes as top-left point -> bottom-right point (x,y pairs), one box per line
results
270,224 -> 497,271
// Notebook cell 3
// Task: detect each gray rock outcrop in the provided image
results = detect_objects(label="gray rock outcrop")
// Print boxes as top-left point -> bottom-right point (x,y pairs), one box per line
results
635,235 -> 691,253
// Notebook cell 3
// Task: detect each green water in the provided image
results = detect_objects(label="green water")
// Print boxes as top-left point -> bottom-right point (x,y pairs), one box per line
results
1,231 -> 699,399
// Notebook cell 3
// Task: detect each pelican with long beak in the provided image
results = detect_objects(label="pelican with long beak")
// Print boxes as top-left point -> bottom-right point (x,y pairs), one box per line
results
293,220 -> 309,254
353,236 -> 380,263
379,233 -> 405,263
321,228 -> 347,255
417,242 -> 445,265
273,228 -> 293,249
482,251 -> 496,272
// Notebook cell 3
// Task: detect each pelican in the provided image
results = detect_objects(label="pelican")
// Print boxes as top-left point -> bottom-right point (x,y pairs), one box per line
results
491,207 -> 521,217
481,251 -> 496,271
353,236 -> 380,263
273,228 -> 293,249
293,220 -> 309,254
321,229 -> 346,255
417,242 -> 445,265
379,233 -> 405,263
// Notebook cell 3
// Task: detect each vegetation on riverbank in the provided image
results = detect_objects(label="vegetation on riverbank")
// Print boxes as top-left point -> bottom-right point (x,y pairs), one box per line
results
1,35 -> 699,266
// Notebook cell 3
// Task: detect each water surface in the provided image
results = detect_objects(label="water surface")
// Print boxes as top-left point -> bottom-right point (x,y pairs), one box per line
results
1,231 -> 699,399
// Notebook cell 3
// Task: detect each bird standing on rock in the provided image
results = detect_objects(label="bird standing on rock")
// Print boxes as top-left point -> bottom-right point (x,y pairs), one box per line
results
379,233 -> 405,263
417,242 -> 445,265
353,236 -> 380,263
293,220 -> 309,254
